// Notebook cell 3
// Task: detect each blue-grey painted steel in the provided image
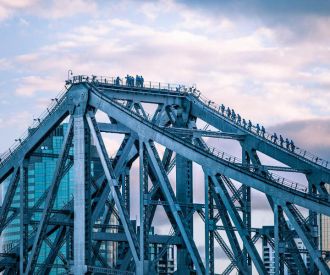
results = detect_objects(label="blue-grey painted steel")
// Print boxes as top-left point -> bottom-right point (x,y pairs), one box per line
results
0,76 -> 329,274
88,89 -> 330,215
283,204 -> 330,274
145,141 -> 205,274
24,118 -> 73,275
86,113 -> 141,266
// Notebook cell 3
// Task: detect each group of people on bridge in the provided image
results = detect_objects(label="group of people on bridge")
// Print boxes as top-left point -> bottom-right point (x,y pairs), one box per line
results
123,75 -> 144,87
218,103 -> 296,153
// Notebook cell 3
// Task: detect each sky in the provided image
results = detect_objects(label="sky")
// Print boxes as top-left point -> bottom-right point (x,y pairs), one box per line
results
0,0 -> 330,156
0,0 -> 329,272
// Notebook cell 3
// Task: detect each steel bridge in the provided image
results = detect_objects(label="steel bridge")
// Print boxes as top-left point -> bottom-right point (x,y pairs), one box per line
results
0,75 -> 329,274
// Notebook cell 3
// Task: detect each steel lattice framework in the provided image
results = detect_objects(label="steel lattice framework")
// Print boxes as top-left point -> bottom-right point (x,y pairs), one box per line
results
0,75 -> 329,274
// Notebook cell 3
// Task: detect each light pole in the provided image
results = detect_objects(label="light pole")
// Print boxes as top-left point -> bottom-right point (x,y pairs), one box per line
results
66,70 -> 73,85
67,69 -> 73,81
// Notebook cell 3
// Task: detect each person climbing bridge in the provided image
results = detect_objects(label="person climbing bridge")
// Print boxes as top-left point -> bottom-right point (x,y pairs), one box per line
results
256,123 -> 260,135
272,133 -> 278,144
290,140 -> 295,152
115,76 -> 121,86
261,126 -> 265,137
248,120 -> 252,131
231,109 -> 236,120
221,104 -> 225,114
242,118 -> 247,128
226,107 -> 231,118
280,135 -> 284,147
237,114 -> 241,125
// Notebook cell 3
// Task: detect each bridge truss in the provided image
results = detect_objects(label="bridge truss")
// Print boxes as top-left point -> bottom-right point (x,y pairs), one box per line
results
0,75 -> 329,274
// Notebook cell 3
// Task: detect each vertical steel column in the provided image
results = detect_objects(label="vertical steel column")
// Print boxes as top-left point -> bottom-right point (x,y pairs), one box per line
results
73,114 -> 91,274
19,159 -> 29,275
122,168 -> 130,215
176,154 -> 193,274
242,149 -> 252,274
274,204 -> 284,275
205,174 -> 214,275
308,181 -> 319,275
205,173 -> 209,275
139,140 -> 149,274
208,180 -> 214,274
84,117 -> 92,267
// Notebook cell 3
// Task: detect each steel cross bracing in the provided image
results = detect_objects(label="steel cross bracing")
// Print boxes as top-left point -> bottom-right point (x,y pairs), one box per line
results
0,75 -> 329,275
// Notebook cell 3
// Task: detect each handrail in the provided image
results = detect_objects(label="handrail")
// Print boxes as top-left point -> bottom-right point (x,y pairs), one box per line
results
91,87 -> 327,202
0,87 -> 68,169
68,74 -> 193,93
72,74 -> 329,170
111,97 -> 309,194
189,91 -> 329,169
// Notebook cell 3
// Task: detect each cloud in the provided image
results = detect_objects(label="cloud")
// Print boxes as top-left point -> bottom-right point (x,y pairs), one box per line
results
15,76 -> 62,96
0,0 -> 97,21
177,0 -> 330,17
0,0 -> 38,21
269,118 -> 330,161
32,0 -> 98,19
9,17 -> 329,125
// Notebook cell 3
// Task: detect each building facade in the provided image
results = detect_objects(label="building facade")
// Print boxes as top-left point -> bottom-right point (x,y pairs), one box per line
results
1,123 -> 114,273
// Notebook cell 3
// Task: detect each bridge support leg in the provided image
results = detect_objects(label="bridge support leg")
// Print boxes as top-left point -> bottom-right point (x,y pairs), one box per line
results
205,174 -> 214,275
308,181 -> 319,274
274,204 -> 284,275
139,140 -> 149,274
176,154 -> 193,274
242,149 -> 251,274
73,114 -> 91,274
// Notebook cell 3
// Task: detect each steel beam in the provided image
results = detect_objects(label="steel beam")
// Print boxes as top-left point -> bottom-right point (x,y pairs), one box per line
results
283,204 -> 330,274
24,118 -> 73,275
36,227 -> 68,275
210,174 -> 267,275
0,167 -> 20,235
0,96 -> 70,182
88,90 -> 330,215
145,141 -> 205,274
86,113 -> 140,268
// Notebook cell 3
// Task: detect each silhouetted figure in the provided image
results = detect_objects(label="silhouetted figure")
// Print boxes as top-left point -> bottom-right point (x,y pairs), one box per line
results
242,119 -> 247,128
280,135 -> 284,146
248,120 -> 252,131
221,104 -> 225,114
140,75 -> 144,87
115,76 -> 121,85
272,133 -> 278,144
231,109 -> 236,120
261,126 -> 265,137
226,107 -> 231,117
237,114 -> 241,125
290,140 -> 295,152
126,75 -> 134,86
285,138 -> 290,149
256,123 -> 260,134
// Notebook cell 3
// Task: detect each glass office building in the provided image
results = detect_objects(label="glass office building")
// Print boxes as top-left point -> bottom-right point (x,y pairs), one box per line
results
0,123 -> 108,274
2,124 -> 74,274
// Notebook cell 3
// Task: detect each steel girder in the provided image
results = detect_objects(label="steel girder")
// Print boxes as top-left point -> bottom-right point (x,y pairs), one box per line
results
88,87 -> 330,215
24,118 -> 73,275
0,78 -> 329,274
87,113 -> 141,267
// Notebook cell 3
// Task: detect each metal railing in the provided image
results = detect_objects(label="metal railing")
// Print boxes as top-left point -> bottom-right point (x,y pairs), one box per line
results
191,91 -> 329,169
69,74 -> 330,170
0,87 -> 68,169
94,89 -> 315,198
69,74 -> 193,93
76,74 -> 329,170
